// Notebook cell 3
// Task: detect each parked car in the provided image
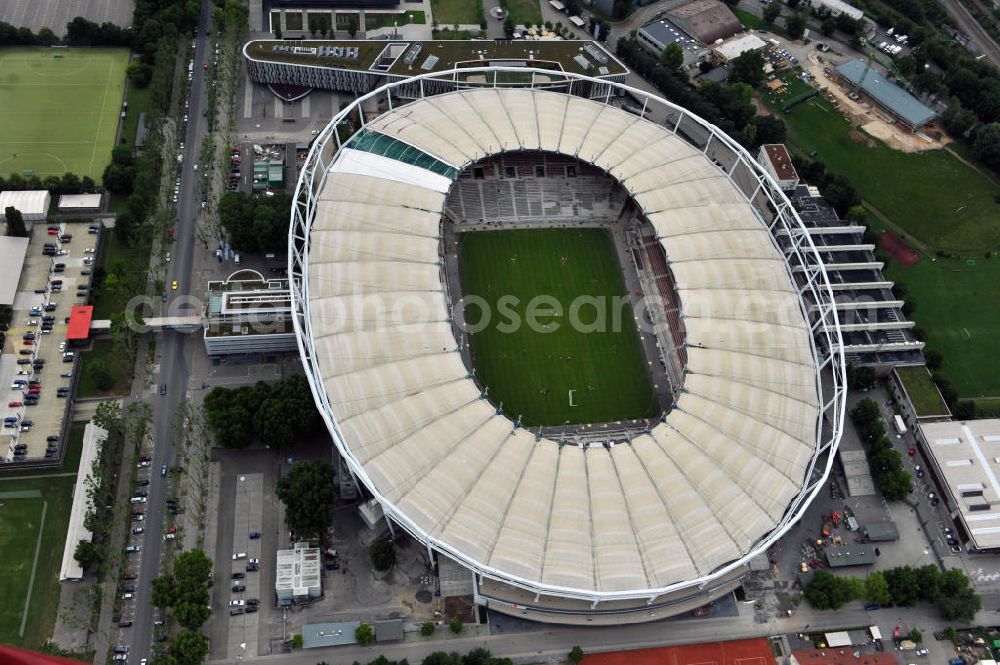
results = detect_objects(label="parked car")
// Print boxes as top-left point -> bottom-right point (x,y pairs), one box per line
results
232,552 -> 247,560
126,545 -> 141,553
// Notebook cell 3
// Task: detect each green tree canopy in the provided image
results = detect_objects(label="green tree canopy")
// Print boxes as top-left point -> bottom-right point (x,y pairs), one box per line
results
762,1 -> 781,24
864,571 -> 891,605
170,629 -> 208,665
355,623 -> 374,646
4,206 -> 26,237
730,49 -> 765,88
74,540 -> 101,571
276,460 -> 336,536
660,42 -> 684,71
786,12 -> 806,39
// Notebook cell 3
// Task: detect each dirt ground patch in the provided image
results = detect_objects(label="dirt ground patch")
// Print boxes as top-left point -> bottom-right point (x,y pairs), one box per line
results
880,229 -> 920,266
806,52 -> 950,153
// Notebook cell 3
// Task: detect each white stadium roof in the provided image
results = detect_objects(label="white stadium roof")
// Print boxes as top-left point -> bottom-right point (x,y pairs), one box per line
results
293,74 -> 843,601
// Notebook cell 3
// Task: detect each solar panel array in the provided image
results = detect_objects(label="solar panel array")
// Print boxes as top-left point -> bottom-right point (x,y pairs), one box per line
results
584,43 -> 608,64
404,43 -> 423,65
317,45 -> 360,59
420,54 -> 439,71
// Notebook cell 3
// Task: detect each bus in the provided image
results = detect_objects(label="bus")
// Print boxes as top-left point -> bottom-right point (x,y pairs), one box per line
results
893,414 -> 907,435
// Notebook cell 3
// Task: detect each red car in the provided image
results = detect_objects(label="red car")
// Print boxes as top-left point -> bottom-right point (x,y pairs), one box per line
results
203,62 -> 208,70
47,229 -> 59,235
8,401 -> 22,408
164,527 -> 177,534
22,340 -> 33,346
908,447 -> 916,456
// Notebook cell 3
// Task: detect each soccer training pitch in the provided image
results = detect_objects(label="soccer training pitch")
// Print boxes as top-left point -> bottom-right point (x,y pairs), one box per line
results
0,490 -> 49,646
0,47 -> 129,180
458,228 -> 659,427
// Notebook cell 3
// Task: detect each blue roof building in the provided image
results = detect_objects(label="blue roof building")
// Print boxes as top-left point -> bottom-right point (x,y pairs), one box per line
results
834,59 -> 937,130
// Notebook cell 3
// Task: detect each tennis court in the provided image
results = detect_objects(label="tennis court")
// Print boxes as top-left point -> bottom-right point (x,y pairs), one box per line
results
0,47 -> 129,179
582,638 -> 777,665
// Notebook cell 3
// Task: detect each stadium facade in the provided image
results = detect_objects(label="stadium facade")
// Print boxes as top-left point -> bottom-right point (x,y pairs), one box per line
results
289,68 -> 846,622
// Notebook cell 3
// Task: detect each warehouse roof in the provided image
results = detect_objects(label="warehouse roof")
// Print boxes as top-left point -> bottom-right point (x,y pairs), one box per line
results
300,87 -> 823,598
836,60 -> 936,127
0,190 -> 49,217
59,423 -> 107,581
0,236 -> 29,305
713,34 -> 765,62
823,545 -> 878,567
57,193 -> 102,210
667,0 -> 741,43
244,39 -> 627,77
919,419 -> 1000,550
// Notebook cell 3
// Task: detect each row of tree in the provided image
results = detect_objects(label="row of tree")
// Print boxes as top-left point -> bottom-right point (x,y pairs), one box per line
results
203,374 -> 322,450
616,38 -> 788,150
150,549 -> 213,665
850,398 -> 911,501
276,459 -> 336,539
805,565 -> 981,622
217,191 -> 294,254
344,648 -> 518,665
0,171 -> 97,197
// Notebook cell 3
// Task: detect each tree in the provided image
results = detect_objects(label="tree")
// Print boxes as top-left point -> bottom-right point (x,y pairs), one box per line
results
420,622 -> 436,636
292,633 -> 304,649
174,601 -> 211,630
110,310 -> 145,371
820,17 -> 836,36
660,42 -> 684,71
864,571 -> 891,606
884,566 -> 921,606
274,22 -> 282,39
170,629 -> 208,665
151,575 -> 177,608
569,646 -> 585,664
820,173 -> 860,215
203,386 -> 255,449
423,653 -> 462,665
276,460 -> 336,537
449,618 -> 463,634
786,12 -> 806,39
924,349 -> 943,370
4,206 -> 26,237
355,623 -> 375,646
805,570 -> 862,609
371,540 -> 396,571
972,122 -> 1000,170
88,358 -> 115,392
762,1 -> 781,24
126,62 -> 152,88
730,49 -> 765,88
347,16 -> 359,38
942,98 -> 977,137
850,398 -> 881,430
74,540 -> 101,571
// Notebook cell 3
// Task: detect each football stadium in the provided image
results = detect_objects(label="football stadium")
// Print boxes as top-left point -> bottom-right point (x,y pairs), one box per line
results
290,68 -> 847,622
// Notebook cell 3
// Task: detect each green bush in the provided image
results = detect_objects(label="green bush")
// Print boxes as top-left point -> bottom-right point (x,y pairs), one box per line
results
420,622 -> 436,636
449,617 -> 463,634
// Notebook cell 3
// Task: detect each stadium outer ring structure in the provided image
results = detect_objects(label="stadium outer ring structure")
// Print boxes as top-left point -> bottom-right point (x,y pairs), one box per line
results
289,66 -> 847,607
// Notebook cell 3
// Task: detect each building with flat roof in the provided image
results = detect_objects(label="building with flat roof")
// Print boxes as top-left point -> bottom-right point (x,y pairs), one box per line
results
0,190 -> 50,221
834,60 -> 936,130
823,545 -> 878,567
713,33 -> 766,63
792,649 -> 898,665
757,144 -> 798,190
203,271 -> 296,356
300,621 -> 360,648
59,423 -> 107,581
863,521 -> 899,542
809,0 -> 863,20
0,236 -> 29,305
374,619 -> 404,642
636,17 -> 705,58
275,544 -> 322,604
57,193 -> 102,214
666,0 -> 741,44
918,419 -> 1000,551
244,39 -> 628,97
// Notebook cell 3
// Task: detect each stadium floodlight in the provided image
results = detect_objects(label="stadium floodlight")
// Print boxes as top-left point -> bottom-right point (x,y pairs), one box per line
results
289,67 -> 845,612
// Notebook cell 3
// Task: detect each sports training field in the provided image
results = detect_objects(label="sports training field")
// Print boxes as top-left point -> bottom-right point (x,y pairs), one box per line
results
459,228 -> 658,427
0,47 -> 129,180
0,491 -> 50,645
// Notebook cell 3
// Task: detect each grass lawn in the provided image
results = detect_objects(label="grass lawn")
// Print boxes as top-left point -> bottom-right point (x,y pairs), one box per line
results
77,339 -> 131,398
92,227 -> 149,319
883,256 -> 1000,399
119,81 -> 154,151
431,0 -> 483,25
733,8 -> 764,30
501,0 -> 542,27
0,476 -> 76,649
895,365 -> 950,416
774,93 -> 1000,253
366,10 -> 427,29
0,48 -> 129,180
458,229 -> 658,426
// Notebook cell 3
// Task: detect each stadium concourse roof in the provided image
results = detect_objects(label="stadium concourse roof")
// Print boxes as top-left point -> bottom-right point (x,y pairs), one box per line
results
302,88 -> 821,597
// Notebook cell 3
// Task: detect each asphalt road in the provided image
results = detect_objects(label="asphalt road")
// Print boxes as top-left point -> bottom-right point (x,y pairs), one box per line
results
125,0 -> 215,658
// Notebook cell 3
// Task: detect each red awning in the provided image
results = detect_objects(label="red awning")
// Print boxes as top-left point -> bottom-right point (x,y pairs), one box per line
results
66,305 -> 94,340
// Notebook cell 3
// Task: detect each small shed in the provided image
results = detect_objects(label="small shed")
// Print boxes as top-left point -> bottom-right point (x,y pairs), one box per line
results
863,521 -> 899,542
375,618 -> 404,642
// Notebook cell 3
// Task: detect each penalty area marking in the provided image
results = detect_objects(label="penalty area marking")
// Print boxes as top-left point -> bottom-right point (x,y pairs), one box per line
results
568,389 -> 576,406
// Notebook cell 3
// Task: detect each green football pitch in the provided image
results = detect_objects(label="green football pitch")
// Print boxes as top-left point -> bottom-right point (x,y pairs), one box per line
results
0,491 -> 48,645
458,228 -> 659,427
0,48 -> 129,180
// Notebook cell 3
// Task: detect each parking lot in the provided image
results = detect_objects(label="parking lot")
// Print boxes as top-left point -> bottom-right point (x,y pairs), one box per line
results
1,221 -> 100,462
225,473 -> 265,660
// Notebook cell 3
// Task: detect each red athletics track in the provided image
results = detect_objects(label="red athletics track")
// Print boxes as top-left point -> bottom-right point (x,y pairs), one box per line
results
879,230 -> 919,266
582,637 -> 777,665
